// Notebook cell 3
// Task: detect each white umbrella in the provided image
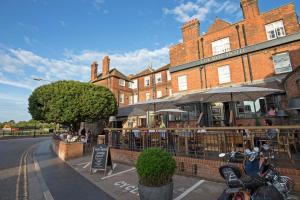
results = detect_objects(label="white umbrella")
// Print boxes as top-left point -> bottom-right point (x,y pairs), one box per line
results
154,109 -> 187,114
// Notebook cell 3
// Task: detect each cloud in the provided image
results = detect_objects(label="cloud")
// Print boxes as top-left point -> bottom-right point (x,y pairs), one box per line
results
163,0 -> 241,23
92,0 -> 105,10
0,45 -> 169,90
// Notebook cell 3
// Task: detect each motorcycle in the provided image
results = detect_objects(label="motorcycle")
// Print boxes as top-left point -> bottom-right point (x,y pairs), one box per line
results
218,145 -> 294,200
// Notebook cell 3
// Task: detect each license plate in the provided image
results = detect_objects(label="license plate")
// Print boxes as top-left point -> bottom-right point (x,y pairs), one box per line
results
226,188 -> 241,194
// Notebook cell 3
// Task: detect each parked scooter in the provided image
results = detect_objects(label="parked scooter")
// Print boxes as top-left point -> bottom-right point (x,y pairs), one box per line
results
218,145 -> 294,200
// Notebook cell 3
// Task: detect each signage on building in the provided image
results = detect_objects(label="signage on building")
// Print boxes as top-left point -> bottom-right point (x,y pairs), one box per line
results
170,32 -> 300,73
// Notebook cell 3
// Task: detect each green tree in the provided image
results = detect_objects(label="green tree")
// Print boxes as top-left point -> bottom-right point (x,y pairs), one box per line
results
28,80 -> 117,130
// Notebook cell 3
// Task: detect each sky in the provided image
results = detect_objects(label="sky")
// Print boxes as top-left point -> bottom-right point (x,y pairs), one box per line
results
0,0 -> 299,122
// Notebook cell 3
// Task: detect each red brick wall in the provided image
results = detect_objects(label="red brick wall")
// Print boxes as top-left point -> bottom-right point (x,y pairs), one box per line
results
284,68 -> 300,98
169,2 -> 300,94
110,148 -> 300,191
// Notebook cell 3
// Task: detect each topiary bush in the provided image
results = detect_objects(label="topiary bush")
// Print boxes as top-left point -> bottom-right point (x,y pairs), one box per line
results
136,147 -> 176,187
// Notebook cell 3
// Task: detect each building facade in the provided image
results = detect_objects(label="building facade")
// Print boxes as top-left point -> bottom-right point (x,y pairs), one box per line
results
91,0 -> 300,126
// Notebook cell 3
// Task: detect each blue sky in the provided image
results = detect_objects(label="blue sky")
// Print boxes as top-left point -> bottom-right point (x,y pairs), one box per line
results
0,0 -> 299,122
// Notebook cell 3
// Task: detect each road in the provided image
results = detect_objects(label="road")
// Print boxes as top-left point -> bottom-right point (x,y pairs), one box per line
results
0,137 -> 47,200
0,137 -> 113,200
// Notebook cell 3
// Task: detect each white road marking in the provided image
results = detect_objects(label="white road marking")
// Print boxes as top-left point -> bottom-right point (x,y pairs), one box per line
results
101,167 -> 136,180
74,161 -> 90,166
83,162 -> 91,168
16,151 -> 26,200
174,180 -> 205,200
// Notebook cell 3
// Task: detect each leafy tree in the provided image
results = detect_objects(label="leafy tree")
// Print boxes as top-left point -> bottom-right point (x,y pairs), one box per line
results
28,80 -> 117,130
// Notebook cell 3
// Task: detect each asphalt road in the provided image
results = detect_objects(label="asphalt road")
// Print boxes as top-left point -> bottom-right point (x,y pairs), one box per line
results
0,137 -> 47,200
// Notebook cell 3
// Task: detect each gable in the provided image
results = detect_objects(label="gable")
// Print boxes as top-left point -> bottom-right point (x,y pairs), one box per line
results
207,18 -> 231,34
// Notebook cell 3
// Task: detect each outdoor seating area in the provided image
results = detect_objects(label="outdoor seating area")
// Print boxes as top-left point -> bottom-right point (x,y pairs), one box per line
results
105,126 -> 300,169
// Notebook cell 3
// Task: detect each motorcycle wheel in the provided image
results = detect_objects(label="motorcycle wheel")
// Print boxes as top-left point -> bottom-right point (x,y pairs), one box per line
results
217,190 -> 233,200
253,185 -> 284,200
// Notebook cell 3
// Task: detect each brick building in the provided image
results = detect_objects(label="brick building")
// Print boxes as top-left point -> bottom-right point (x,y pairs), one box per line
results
90,56 -> 172,107
91,0 -> 300,126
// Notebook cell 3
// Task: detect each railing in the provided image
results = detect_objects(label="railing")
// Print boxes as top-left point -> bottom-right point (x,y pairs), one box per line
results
104,126 -> 300,169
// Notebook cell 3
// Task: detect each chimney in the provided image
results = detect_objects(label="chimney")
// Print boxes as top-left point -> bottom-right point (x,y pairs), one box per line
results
91,61 -> 98,81
240,0 -> 260,20
181,19 -> 200,43
102,56 -> 110,76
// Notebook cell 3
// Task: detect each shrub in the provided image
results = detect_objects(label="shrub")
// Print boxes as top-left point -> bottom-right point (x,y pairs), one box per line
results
136,148 -> 176,187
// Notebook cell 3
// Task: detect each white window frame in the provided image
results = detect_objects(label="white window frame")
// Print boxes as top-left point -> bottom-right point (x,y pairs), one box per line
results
218,65 -> 231,84
178,75 -> 187,91
129,95 -> 133,105
119,79 -> 125,87
212,37 -> 231,56
133,94 -> 138,104
146,92 -> 151,101
272,52 -> 292,74
169,89 -> 172,96
119,93 -> 125,103
265,20 -> 286,40
155,73 -> 162,84
144,76 -> 150,87
167,70 -> 171,81
132,79 -> 138,89
156,90 -> 162,98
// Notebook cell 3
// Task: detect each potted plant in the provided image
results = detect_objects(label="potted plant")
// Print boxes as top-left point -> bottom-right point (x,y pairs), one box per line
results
136,147 -> 176,200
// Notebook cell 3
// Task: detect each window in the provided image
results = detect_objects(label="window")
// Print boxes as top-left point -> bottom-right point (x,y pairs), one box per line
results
132,79 -> 138,89
178,75 -> 187,91
218,65 -> 231,84
144,76 -> 150,86
169,89 -> 172,96
155,73 -> 162,84
265,20 -> 286,40
119,79 -> 125,86
272,52 -> 292,74
128,82 -> 132,89
212,37 -> 231,55
167,70 -> 171,81
133,95 -> 138,104
119,93 -> 124,103
146,93 -> 151,101
129,95 -> 133,105
157,90 -> 162,98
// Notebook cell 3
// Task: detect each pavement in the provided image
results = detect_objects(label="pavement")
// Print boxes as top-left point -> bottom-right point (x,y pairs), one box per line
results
66,153 -> 226,200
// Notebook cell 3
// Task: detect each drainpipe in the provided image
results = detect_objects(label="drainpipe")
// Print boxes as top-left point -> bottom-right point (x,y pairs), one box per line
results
236,25 -> 247,82
200,38 -> 208,88
242,24 -> 253,82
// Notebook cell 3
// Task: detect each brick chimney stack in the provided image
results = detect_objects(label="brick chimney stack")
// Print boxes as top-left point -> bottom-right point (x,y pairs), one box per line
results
102,56 -> 110,76
91,61 -> 98,81
240,0 -> 260,20
181,19 -> 200,43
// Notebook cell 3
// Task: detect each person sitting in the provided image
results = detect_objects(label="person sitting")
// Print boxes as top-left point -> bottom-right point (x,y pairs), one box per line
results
267,106 -> 276,117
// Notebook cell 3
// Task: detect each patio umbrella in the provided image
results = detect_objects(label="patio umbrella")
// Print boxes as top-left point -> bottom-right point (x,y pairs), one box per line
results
203,86 -> 284,102
154,108 -> 187,114
203,86 -> 284,126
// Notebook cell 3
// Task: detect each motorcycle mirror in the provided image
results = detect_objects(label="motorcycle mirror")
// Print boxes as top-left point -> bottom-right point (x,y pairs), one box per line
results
219,153 -> 226,158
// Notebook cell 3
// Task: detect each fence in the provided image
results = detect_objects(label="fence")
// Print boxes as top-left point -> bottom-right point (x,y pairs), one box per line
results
0,129 -> 50,137
104,126 -> 300,169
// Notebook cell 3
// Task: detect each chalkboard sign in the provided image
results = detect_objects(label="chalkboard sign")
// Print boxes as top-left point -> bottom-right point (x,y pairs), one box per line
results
90,144 -> 112,174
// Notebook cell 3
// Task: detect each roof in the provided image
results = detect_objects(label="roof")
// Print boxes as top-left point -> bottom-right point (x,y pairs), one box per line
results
130,64 -> 170,79
93,68 -> 131,82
